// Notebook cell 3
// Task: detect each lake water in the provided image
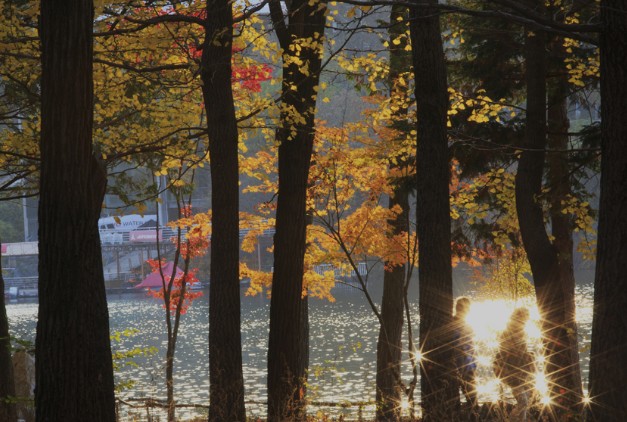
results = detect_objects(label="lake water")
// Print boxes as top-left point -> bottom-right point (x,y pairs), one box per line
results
5,282 -> 594,420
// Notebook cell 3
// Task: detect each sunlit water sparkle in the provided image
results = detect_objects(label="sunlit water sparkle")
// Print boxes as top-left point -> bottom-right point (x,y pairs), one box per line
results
6,283 -> 594,420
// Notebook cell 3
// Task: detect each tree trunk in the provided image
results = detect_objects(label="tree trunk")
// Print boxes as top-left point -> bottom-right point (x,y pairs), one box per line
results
376,194 -> 409,421
515,17 -> 580,417
376,6 -> 411,420
588,1 -> 627,420
299,293 -> 309,402
166,339 -> 175,422
409,1 -> 457,419
202,2 -> 246,421
547,37 -> 583,413
0,249 -> 17,422
266,1 -> 327,419
36,0 -> 116,420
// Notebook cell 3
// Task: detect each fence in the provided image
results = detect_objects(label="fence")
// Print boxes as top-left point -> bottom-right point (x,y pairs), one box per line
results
3,276 -> 38,298
115,397 -> 377,421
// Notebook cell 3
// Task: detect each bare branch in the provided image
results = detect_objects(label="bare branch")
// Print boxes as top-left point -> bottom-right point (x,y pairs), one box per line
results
336,0 -> 599,44
94,57 -> 191,73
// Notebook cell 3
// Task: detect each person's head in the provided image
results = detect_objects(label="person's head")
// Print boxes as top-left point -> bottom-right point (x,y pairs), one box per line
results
455,297 -> 471,318
509,307 -> 530,328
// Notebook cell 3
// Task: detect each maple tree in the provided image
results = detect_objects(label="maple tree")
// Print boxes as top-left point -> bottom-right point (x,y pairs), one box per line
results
145,192 -> 206,421
241,55 -> 418,420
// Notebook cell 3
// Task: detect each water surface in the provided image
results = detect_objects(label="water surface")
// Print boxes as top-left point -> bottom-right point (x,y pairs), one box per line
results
6,283 -> 594,420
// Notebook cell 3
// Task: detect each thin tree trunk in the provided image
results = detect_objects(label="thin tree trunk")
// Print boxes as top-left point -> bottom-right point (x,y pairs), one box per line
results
376,194 -> 409,421
588,1 -> 627,420
547,38 -> 583,413
409,1 -> 457,419
0,249 -> 17,421
36,0 -> 116,420
202,2 -> 246,420
166,338 -> 175,422
299,293 -> 309,402
515,16 -> 580,417
266,1 -> 327,419
162,219 -> 193,422
376,6 -> 411,420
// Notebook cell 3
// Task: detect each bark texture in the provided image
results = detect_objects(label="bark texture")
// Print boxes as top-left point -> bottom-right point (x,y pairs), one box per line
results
547,37 -> 583,413
376,194 -> 408,421
36,0 -> 116,420
266,1 -> 327,419
376,6 -> 411,420
588,1 -> 627,420
515,19 -> 582,417
202,2 -> 246,420
409,1 -> 457,419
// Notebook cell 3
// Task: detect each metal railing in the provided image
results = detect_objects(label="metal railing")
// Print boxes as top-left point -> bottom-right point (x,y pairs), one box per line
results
3,276 -> 38,297
115,397 -> 376,421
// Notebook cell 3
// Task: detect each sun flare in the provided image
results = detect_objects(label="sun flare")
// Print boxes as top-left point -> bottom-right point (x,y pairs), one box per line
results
460,298 -> 546,405
535,372 -> 549,395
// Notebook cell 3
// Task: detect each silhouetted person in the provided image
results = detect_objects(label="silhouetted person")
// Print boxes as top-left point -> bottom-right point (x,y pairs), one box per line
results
494,307 -> 536,422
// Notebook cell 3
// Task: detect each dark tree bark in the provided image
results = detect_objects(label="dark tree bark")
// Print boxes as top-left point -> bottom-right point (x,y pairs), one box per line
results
266,1 -> 327,419
588,1 -> 627,420
376,5 -> 412,420
0,249 -> 17,422
36,0 -> 116,420
376,193 -> 409,421
299,284 -> 309,405
515,15 -> 582,417
202,2 -> 246,421
546,35 -> 583,413
409,1 -> 457,419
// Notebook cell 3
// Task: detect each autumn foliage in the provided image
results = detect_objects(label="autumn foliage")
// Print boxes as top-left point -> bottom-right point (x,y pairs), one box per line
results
145,259 -> 202,315
144,205 -> 208,313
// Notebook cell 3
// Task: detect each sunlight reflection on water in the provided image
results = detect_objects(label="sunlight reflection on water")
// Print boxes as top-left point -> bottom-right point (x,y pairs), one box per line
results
463,286 -> 594,405
5,283 -> 594,420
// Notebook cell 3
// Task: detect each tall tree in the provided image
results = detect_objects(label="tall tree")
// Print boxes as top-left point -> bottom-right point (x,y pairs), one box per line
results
409,0 -> 457,419
202,1 -> 246,420
515,4 -> 585,414
546,28 -> 583,413
588,1 -> 627,420
36,0 -> 116,420
376,5 -> 413,421
266,0 -> 327,419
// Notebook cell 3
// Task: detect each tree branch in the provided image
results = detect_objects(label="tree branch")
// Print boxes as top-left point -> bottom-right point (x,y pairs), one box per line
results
336,0 -> 599,44
94,57 -> 191,73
